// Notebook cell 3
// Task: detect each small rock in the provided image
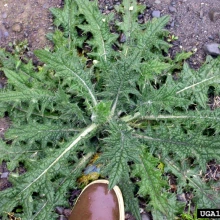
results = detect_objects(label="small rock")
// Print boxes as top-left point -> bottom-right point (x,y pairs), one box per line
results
55,206 -> 64,215
4,31 -> 9,38
43,3 -> 49,9
119,33 -> 126,43
177,193 -> 187,202
1,172 -> 9,178
168,5 -> 177,13
63,209 -> 71,217
27,51 -> 34,57
24,31 -> 28,37
138,14 -> 144,19
209,9 -> 220,22
138,19 -> 144,24
12,23 -> 22,33
208,35 -> 214,40
146,3 -> 152,9
155,0 -> 161,4
108,5 -> 114,10
203,43 -> 220,56
58,215 -> 67,220
2,22 -> 9,29
2,12 -> 7,19
125,212 -> 136,220
200,9 -> 204,19
104,10 -> 111,14
152,10 -> 160,18
171,1 -> 176,6
141,213 -> 151,220
170,20 -> 175,27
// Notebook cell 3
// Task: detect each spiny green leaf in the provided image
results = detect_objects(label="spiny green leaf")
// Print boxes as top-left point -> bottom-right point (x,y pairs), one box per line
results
91,101 -> 112,123
98,121 -> 141,189
75,0 -> 118,61
119,173 -> 141,220
132,150 -> 180,219
164,157 -> 220,209
138,16 -> 170,53
35,49 -> 98,107
174,51 -> 193,63
140,59 -> 171,79
49,0 -> 84,49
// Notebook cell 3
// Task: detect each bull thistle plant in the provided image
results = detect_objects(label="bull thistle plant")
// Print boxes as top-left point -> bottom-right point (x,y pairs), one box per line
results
0,0 -> 220,219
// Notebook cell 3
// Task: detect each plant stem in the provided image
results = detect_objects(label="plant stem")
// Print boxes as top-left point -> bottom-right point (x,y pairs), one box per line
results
122,112 -> 220,123
19,123 -> 98,195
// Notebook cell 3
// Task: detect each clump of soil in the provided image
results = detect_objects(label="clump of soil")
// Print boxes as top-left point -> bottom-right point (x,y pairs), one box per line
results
0,0 -> 62,52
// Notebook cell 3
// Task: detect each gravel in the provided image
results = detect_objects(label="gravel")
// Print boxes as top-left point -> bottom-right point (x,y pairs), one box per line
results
152,10 -> 161,18
1,172 -> 9,178
203,43 -> 220,56
209,9 -> 220,22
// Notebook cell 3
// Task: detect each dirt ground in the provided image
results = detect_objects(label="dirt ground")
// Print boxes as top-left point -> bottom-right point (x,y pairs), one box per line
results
0,0 -> 62,52
145,0 -> 220,69
0,0 -> 220,65
0,0 -> 220,219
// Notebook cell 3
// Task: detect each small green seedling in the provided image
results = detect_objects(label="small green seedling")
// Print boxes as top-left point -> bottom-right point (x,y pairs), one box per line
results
167,34 -> 178,42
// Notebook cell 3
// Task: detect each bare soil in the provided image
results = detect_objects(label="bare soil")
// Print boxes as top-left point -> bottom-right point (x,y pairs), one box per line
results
0,0 -> 61,52
144,0 -> 220,69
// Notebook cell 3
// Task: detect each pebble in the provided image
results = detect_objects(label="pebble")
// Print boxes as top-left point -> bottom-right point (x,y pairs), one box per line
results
119,33 -> 126,43
209,9 -> 220,22
0,29 -> 9,40
58,215 -> 67,220
152,10 -> 160,18
12,23 -> 22,33
4,31 -> 9,38
55,206 -> 64,215
1,172 -> 9,178
155,0 -> 161,4
2,12 -> 7,19
171,1 -> 176,6
125,212 -> 136,220
170,20 -> 175,27
141,213 -> 151,220
200,9 -> 204,19
43,3 -> 50,9
24,31 -> 28,37
138,14 -> 144,19
146,3 -> 152,9
108,5 -> 114,10
208,35 -> 214,40
2,22 -> 9,29
168,5 -> 177,13
203,43 -> 220,56
177,193 -> 187,202
63,209 -> 71,217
